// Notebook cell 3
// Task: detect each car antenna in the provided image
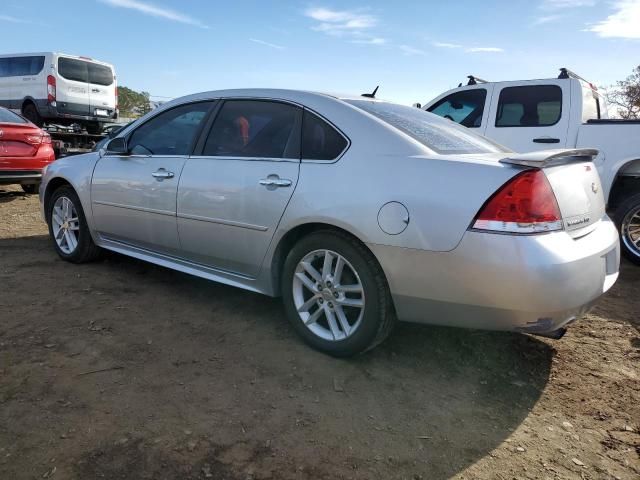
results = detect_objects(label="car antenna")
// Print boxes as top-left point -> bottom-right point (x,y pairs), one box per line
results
361,86 -> 379,98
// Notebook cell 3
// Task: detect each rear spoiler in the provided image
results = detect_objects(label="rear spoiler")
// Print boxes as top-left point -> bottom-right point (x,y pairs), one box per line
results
500,148 -> 599,168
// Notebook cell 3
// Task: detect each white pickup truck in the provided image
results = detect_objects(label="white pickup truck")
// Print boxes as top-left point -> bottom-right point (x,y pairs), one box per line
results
422,69 -> 640,265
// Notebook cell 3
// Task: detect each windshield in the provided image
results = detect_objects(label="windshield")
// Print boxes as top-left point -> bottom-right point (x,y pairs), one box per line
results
347,99 -> 509,155
0,108 -> 28,124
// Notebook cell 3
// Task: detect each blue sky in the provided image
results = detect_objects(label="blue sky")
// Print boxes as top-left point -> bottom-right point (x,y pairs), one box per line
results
1,0 -> 638,105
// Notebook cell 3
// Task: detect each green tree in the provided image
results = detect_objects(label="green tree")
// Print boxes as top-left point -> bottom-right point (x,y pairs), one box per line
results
606,65 -> 640,119
117,86 -> 151,118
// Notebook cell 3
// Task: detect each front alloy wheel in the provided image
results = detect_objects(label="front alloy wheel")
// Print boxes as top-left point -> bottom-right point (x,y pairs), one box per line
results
282,231 -> 395,357
47,186 -> 102,263
51,196 -> 80,254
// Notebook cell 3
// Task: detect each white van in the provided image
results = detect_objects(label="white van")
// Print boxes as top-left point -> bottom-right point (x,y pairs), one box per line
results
0,52 -> 117,134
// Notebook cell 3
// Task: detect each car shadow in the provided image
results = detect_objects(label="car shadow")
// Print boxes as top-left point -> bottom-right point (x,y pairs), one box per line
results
1,235 -> 553,480
0,188 -> 29,203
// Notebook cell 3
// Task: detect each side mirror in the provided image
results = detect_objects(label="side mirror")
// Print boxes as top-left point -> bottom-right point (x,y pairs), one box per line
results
412,102 -> 422,109
106,137 -> 129,155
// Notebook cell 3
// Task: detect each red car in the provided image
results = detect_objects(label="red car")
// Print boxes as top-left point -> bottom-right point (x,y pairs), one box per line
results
0,107 -> 55,194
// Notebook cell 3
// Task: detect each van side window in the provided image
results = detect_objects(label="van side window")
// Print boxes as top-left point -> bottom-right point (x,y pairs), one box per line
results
126,102 -> 213,156
495,85 -> 562,127
0,56 -> 45,77
427,89 -> 487,128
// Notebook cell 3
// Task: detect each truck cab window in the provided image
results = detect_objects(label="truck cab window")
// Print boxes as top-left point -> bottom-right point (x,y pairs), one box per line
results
495,85 -> 562,127
427,89 -> 487,128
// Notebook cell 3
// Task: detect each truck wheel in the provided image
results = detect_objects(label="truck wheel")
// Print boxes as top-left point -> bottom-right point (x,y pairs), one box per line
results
22,103 -> 43,127
615,192 -> 640,265
86,122 -> 103,135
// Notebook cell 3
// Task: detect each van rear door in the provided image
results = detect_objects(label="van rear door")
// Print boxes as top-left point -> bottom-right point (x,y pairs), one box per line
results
55,56 -> 91,117
87,62 -> 116,118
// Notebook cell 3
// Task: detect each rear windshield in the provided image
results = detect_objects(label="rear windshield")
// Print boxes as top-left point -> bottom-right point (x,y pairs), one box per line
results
58,57 -> 114,86
347,100 -> 508,155
0,108 -> 28,124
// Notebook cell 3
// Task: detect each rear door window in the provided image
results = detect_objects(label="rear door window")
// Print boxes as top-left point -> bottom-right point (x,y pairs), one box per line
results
88,63 -> 114,86
301,110 -> 348,160
203,100 -> 302,159
495,85 -> 562,127
127,102 -> 214,156
58,58 -> 88,83
427,89 -> 487,128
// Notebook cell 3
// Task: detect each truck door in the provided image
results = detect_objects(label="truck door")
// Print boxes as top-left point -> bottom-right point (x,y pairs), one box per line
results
484,80 -> 570,152
87,62 -> 116,119
55,57 -> 91,117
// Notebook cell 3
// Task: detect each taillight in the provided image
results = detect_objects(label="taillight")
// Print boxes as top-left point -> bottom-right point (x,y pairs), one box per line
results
115,87 -> 118,111
24,133 -> 44,145
472,169 -> 563,234
42,132 -> 52,144
47,75 -> 56,104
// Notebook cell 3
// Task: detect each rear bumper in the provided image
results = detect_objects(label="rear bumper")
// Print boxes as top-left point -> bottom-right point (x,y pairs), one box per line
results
0,169 -> 42,184
369,216 -> 620,335
37,100 -> 117,124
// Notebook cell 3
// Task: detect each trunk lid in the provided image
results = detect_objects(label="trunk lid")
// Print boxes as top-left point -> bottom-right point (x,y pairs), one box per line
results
501,149 -> 605,238
0,123 -> 45,157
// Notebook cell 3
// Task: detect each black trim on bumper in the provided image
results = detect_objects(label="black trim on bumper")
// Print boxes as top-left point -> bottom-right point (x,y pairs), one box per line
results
0,170 -> 42,183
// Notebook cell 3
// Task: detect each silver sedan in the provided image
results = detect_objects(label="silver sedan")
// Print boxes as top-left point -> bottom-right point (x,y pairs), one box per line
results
39,89 -> 620,356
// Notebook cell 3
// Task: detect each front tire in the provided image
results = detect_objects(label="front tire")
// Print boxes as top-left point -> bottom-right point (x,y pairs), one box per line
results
47,186 -> 102,263
281,231 -> 395,357
615,192 -> 640,265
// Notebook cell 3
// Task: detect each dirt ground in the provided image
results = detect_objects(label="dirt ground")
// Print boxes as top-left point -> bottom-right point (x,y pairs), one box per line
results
0,185 -> 638,480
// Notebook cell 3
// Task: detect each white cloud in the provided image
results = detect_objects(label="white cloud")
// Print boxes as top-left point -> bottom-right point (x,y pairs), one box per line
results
304,7 -> 383,45
399,45 -> 426,55
532,14 -> 564,24
432,41 -> 504,53
99,0 -> 208,28
305,7 -> 377,30
541,0 -> 596,9
586,0 -> 640,38
432,41 -> 462,48
0,14 -> 30,23
466,47 -> 505,53
352,37 -> 387,45
249,38 -> 285,50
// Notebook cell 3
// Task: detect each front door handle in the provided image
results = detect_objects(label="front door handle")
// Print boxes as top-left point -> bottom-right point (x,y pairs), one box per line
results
533,137 -> 560,144
259,175 -> 292,189
152,168 -> 175,180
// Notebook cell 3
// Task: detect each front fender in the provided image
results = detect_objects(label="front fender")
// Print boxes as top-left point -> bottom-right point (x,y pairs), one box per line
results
40,152 -> 101,234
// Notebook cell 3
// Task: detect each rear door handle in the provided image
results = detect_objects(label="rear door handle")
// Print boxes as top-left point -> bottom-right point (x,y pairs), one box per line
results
259,175 -> 292,189
533,137 -> 560,144
152,168 -> 175,180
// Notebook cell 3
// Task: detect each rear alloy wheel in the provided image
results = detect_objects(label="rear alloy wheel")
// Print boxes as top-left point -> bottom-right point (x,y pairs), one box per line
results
48,186 -> 102,263
22,103 -> 43,127
21,183 -> 39,194
282,231 -> 395,357
616,192 -> 640,265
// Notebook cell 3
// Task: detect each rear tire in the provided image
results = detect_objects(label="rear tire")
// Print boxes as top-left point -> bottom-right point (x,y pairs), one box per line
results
21,184 -> 38,194
86,122 -> 103,135
47,186 -> 102,263
22,103 -> 43,127
281,231 -> 396,357
615,192 -> 640,265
